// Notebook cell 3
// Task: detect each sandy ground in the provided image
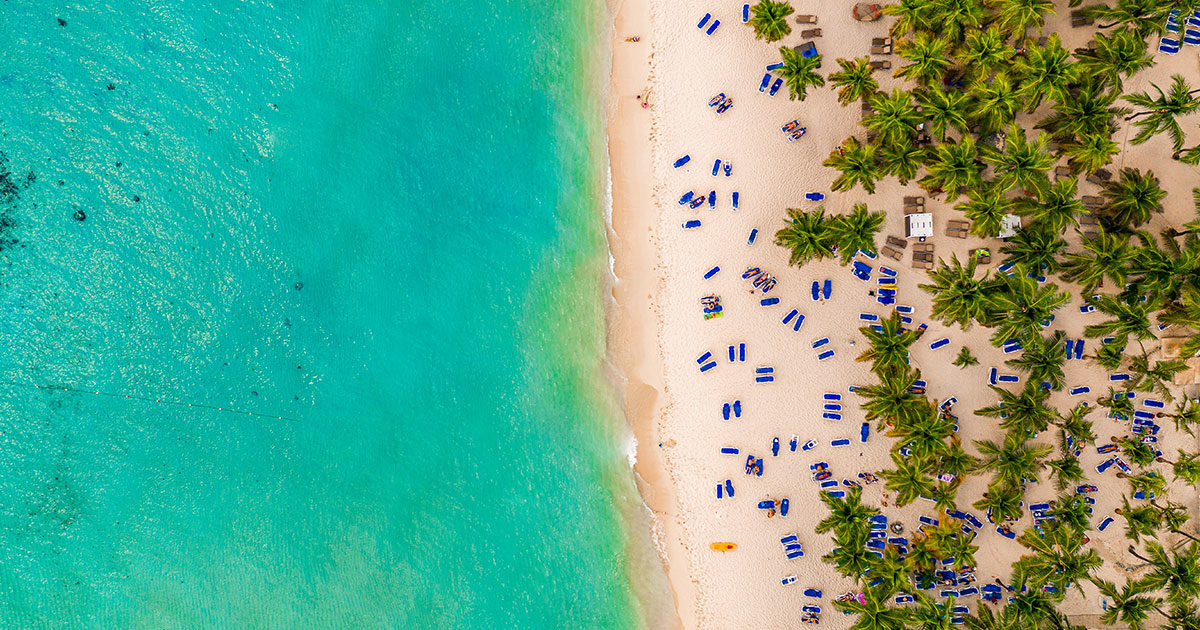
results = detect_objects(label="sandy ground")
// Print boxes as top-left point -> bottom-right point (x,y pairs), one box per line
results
606,1 -> 1200,628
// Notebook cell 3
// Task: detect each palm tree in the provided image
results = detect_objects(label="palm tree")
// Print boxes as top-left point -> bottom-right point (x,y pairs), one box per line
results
864,89 -> 922,146
1036,80 -> 1127,142
1084,0 -> 1172,36
858,311 -> 921,375
977,383 -> 1056,435
1055,403 -> 1097,443
974,432 -> 1053,488
826,138 -> 881,193
919,253 -> 995,330
937,437 -> 978,480
1083,295 -> 1156,346
869,547 -> 912,595
1159,450 -> 1200,484
969,72 -> 1023,135
910,593 -> 957,630
1132,241 -> 1200,305
1013,523 -> 1102,597
928,0 -> 985,41
888,406 -> 955,459
957,26 -> 1012,80
746,0 -> 794,42
1099,386 -> 1136,420
982,124 -> 1054,195
1117,495 -> 1163,543
953,346 -> 980,367
816,487 -> 880,538
955,183 -> 1013,237
829,203 -> 886,262
1073,29 -> 1154,92
1003,588 -> 1070,629
999,225 -> 1066,275
896,32 -> 952,85
1127,353 -> 1187,401
1014,177 -> 1084,234
1096,579 -> 1162,630
857,369 -> 929,429
881,452 -> 936,507
916,85 -> 971,141
778,46 -> 825,101
1062,132 -> 1122,175
1013,35 -> 1080,112
920,135 -> 982,201
1060,228 -> 1137,292
884,0 -> 933,37
1047,453 -> 1088,494
825,528 -> 876,580
1099,168 -> 1166,229
985,275 -> 1071,346
1125,75 -> 1200,150
834,585 -> 912,630
1158,397 -> 1200,436
775,207 -> 834,266
1005,331 -> 1068,391
879,138 -> 924,185
992,0 -> 1056,40
974,482 -> 1025,523
1126,471 -> 1168,499
829,57 -> 879,105
1131,541 -> 1200,607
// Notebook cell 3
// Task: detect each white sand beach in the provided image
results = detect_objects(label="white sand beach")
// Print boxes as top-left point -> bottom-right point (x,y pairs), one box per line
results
608,1 -> 1200,628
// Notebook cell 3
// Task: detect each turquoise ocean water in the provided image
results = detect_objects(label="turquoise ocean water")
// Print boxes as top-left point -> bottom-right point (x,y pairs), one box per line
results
0,1 -> 652,626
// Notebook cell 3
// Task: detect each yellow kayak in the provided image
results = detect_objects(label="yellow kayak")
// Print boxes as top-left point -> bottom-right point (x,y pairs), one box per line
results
709,542 -> 737,552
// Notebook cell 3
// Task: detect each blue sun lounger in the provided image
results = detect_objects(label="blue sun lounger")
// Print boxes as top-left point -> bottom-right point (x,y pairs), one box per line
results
742,3 -> 750,22
732,192 -> 739,209
805,192 -> 825,201
823,280 -> 831,299
705,19 -> 720,35
1096,458 -> 1115,473
824,393 -> 841,401
697,13 -> 711,28
817,350 -> 834,361
791,313 -> 805,331
759,73 -> 771,92
720,447 -> 739,454
756,366 -> 774,374
761,297 -> 780,306
1074,340 -> 1084,359
930,338 -> 949,350
747,228 -> 758,245
678,191 -> 694,205
824,403 -> 841,412
826,490 -> 846,499
859,313 -> 878,322
988,367 -> 998,385
712,159 -> 721,176
997,374 -> 1019,383
783,309 -> 799,325
822,412 -> 841,421
831,438 -> 851,447
766,62 -> 783,71
804,588 -> 822,598
1161,36 -> 1182,53
673,155 -> 690,168
707,190 -> 716,208
919,516 -> 938,526
812,281 -> 820,301
996,527 -> 1016,539
1069,386 -> 1090,395
860,422 -> 870,442
769,78 -> 782,96
1109,372 -> 1131,381
682,219 -> 701,229
1098,516 -> 1114,531
703,266 -> 720,279
1080,303 -> 1096,313
812,337 -> 829,349
1144,399 -> 1165,409
700,360 -> 716,372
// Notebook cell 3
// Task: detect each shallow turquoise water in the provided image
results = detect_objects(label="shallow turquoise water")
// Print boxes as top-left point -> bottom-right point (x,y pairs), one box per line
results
0,2 -> 645,627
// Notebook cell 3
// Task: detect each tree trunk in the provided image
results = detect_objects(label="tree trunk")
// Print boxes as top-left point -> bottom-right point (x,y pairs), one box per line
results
1126,545 -> 1153,564
1172,528 -> 1200,544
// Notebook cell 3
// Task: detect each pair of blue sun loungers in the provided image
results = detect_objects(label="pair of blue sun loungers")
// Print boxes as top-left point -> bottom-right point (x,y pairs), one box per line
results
759,73 -> 783,96
696,13 -> 720,35
811,280 -> 831,300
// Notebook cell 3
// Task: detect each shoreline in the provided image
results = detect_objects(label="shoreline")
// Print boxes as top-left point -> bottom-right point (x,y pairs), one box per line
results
602,0 -> 694,627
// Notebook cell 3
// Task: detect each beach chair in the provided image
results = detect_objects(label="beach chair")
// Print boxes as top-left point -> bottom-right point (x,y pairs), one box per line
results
812,337 -> 829,349
822,411 -> 840,420
705,19 -> 720,35
742,3 -> 749,23
769,78 -> 783,96
801,28 -> 822,38
1054,165 -> 1072,179
1070,10 -> 1093,26
872,37 -> 892,47
795,14 -> 817,23
759,73 -> 771,92
886,235 -> 907,250
824,403 -> 841,412
930,338 -> 949,350
1160,37 -> 1181,54
868,60 -> 890,70
1098,516 -> 1114,531
697,13 -> 711,29
881,245 -> 902,260
870,45 -> 891,55
747,228 -> 758,245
